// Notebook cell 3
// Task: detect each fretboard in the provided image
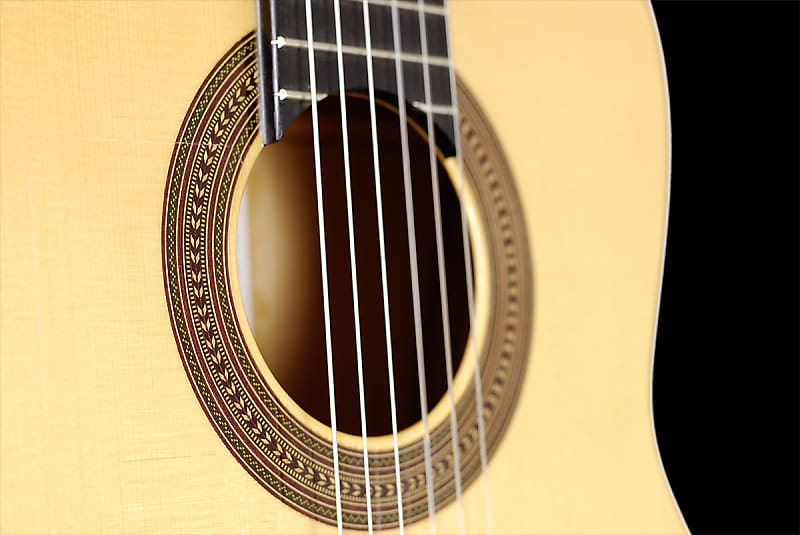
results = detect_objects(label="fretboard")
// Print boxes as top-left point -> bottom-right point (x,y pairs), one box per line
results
256,0 -> 456,154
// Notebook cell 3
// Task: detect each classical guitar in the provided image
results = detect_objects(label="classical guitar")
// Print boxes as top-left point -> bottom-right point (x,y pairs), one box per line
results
0,0 -> 685,533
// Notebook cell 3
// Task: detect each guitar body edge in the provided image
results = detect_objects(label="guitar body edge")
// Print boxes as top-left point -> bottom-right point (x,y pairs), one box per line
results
0,1 -> 683,533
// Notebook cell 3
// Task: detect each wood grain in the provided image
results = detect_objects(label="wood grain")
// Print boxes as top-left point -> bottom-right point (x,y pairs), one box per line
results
1,1 -> 684,533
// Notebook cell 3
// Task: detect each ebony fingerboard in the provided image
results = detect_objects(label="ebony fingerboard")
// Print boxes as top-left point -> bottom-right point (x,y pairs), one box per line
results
257,0 -> 455,154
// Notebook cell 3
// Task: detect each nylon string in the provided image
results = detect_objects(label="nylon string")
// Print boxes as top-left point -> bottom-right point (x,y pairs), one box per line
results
416,0 -> 466,532
361,0 -> 406,532
390,1 -> 438,532
442,0 -> 494,532
331,0 -> 375,531
303,2 -> 344,533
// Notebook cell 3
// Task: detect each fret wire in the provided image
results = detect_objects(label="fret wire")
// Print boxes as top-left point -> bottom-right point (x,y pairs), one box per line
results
412,101 -> 456,115
343,0 -> 446,16
275,88 -> 329,101
273,36 -> 450,67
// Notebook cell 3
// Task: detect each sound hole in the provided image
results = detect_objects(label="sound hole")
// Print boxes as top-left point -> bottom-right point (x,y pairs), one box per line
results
236,95 -> 470,436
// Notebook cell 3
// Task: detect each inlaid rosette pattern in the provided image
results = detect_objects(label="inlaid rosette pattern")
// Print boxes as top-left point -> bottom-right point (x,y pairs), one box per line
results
161,33 -> 533,530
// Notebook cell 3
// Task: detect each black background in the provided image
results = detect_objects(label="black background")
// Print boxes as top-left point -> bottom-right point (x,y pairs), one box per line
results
650,1 -> 798,534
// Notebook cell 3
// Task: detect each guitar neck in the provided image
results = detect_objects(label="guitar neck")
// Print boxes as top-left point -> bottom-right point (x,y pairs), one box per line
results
257,0 -> 455,149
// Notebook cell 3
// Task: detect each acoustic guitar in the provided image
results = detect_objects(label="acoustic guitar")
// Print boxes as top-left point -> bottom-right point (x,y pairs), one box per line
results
0,0 -> 686,533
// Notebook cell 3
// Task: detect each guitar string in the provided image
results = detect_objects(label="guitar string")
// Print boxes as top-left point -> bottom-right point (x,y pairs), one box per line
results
442,0 -> 494,532
361,0 -> 406,532
416,1 -> 466,533
390,1 -> 438,532
291,3 -> 478,533
303,1 -> 344,533
331,0 -> 374,532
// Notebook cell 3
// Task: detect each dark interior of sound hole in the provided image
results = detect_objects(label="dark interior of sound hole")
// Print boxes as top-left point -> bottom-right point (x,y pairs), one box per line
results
240,94 -> 470,436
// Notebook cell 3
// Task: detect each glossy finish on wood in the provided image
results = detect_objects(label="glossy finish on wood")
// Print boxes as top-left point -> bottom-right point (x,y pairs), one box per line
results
0,1 -> 684,533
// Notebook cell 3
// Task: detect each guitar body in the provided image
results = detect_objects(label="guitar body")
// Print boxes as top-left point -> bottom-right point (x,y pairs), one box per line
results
0,1 -> 684,533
